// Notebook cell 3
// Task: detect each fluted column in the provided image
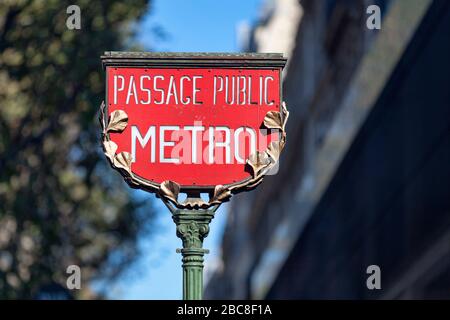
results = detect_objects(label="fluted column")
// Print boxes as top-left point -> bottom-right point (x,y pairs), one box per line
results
173,209 -> 214,300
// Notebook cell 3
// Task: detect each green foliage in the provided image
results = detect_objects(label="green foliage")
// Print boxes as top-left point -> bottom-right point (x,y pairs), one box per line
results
0,0 -> 152,299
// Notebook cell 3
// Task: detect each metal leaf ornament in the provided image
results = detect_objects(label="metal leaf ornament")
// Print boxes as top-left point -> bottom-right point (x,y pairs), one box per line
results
183,197 -> 209,209
160,180 -> 180,204
98,100 -> 290,210
107,110 -> 128,133
103,140 -> 118,162
263,111 -> 283,130
266,141 -> 281,162
99,101 -> 107,135
113,152 -> 133,176
281,101 -> 289,130
247,151 -> 271,177
210,185 -> 232,204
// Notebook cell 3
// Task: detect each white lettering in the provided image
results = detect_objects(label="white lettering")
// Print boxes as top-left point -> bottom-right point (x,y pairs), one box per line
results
131,126 -> 156,163
234,127 -> 256,163
113,75 -> 125,104
140,75 -> 151,104
160,126 -> 180,163
154,75 -> 165,105
193,76 -> 202,104
180,76 -> 191,104
213,76 -> 223,105
211,126 -> 231,164
264,76 -> 274,105
126,75 -> 138,104
184,125 -> 205,163
166,76 -> 179,104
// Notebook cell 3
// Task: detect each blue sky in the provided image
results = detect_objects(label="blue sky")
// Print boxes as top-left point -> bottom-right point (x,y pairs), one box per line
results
136,0 -> 262,52
109,0 -> 263,300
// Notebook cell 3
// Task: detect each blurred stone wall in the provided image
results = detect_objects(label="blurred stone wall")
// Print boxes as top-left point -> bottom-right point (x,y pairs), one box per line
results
204,0 -> 449,299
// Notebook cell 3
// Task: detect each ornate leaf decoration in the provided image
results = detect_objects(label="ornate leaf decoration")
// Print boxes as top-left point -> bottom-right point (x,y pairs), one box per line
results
210,185 -> 232,204
245,177 -> 265,189
113,152 -> 132,176
107,110 -> 128,133
103,140 -> 118,163
247,151 -> 270,177
183,197 -> 209,210
125,177 -> 140,186
263,111 -> 283,130
99,101 -> 106,135
266,141 -> 281,162
160,180 -> 180,204
280,102 -> 290,148
281,101 -> 289,130
98,100 -> 290,210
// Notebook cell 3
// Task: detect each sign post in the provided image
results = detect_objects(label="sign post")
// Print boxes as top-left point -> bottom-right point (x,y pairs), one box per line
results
172,207 -> 215,300
100,52 -> 287,300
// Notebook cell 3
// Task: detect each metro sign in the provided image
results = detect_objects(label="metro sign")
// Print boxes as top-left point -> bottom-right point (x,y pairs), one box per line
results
100,52 -> 288,209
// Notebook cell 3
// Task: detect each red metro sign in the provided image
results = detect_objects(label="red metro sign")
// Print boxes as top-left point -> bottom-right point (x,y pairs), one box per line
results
100,52 -> 288,209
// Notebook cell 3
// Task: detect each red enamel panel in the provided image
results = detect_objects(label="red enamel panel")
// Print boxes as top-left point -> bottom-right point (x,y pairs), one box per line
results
106,67 -> 281,187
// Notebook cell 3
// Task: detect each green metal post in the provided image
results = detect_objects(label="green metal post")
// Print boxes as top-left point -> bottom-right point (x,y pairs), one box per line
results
172,208 -> 214,300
